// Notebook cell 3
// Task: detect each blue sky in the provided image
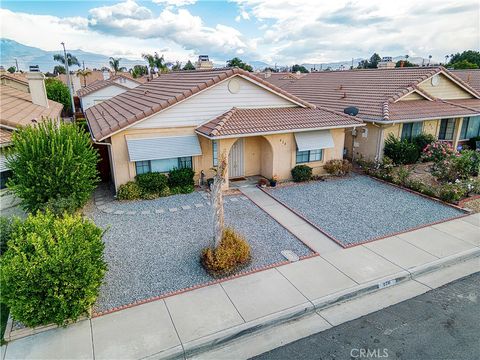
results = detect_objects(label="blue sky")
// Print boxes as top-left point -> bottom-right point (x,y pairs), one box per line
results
1,0 -> 478,65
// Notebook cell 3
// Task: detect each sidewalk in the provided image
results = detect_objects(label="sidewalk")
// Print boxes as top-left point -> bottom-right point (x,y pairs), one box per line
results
240,187 -> 341,253
2,214 -> 479,360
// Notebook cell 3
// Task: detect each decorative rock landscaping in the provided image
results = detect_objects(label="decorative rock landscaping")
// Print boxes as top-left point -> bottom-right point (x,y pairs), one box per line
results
86,192 -> 312,313
268,174 -> 466,246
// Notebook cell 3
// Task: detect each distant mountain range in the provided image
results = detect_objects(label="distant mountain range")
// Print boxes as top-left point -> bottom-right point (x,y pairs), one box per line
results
0,38 -> 438,73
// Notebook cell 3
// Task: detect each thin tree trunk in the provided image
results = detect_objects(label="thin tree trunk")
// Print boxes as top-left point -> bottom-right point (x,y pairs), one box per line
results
212,152 -> 227,248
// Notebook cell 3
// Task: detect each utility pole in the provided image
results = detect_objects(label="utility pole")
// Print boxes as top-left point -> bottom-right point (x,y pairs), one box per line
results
14,58 -> 19,72
61,42 -> 76,119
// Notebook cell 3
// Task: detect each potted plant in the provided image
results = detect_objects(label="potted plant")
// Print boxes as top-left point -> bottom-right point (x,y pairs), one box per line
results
270,175 -> 278,187
258,178 -> 269,188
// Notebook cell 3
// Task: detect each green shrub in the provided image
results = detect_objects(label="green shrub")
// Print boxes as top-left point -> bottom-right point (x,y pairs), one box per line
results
39,195 -> 79,216
394,166 -> 411,186
170,185 -> 194,194
168,168 -> 195,188
405,179 -> 437,197
324,159 -> 352,176
6,120 -> 99,213
291,165 -> 312,182
117,181 -> 142,200
412,133 -> 436,154
433,150 -> 480,182
0,217 -> 17,255
0,211 -> 107,327
201,228 -> 251,277
383,134 -> 419,164
438,183 -> 467,203
136,172 -> 168,195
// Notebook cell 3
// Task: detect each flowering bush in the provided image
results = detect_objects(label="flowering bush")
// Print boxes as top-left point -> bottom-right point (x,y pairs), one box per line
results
438,182 -> 468,203
421,141 -> 456,163
433,150 -> 480,182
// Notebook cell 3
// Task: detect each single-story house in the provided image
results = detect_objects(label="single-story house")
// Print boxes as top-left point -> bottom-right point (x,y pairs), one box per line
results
262,67 -> 480,160
84,68 -> 364,190
77,75 -> 141,111
0,72 -> 63,188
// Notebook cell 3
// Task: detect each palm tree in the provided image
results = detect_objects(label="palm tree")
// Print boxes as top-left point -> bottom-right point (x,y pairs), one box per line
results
428,55 -> 432,65
171,61 -> 182,71
53,53 -> 80,72
142,52 -> 168,78
109,57 -> 126,75
76,68 -> 92,87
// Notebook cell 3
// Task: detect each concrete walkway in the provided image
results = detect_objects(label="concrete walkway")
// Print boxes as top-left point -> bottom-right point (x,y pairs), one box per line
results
240,187 -> 341,253
2,213 -> 478,360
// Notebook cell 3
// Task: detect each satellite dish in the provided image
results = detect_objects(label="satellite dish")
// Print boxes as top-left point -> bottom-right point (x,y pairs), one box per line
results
344,106 -> 359,116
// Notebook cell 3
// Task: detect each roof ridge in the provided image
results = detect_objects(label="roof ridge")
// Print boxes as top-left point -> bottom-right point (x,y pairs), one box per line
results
441,67 -> 480,99
440,99 -> 479,113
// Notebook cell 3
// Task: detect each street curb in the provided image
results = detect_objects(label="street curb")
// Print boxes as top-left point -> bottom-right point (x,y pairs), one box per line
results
178,249 -> 479,359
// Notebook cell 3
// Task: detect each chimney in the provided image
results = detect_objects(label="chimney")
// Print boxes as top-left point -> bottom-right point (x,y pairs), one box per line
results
26,72 -> 49,108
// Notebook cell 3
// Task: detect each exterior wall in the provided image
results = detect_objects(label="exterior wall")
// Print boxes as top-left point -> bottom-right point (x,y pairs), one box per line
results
418,74 -> 473,100
423,119 -> 440,136
110,127 -> 347,190
130,76 -> 298,129
112,77 -> 139,89
81,85 -> 129,111
346,123 -> 382,161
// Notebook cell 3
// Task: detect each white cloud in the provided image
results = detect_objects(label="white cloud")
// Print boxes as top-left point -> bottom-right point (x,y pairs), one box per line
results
152,0 -> 197,6
234,0 -> 480,63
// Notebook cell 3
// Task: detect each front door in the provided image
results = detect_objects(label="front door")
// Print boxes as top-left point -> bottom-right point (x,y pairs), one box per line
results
228,139 -> 244,178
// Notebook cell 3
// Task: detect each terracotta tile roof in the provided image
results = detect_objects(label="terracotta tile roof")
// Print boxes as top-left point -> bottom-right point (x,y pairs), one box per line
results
0,73 -> 28,85
265,67 -> 480,122
196,106 -> 363,138
77,77 -> 132,97
0,84 -> 63,129
451,69 -> 480,93
387,99 -> 480,122
0,128 -> 13,146
255,72 -> 306,89
85,68 -> 316,141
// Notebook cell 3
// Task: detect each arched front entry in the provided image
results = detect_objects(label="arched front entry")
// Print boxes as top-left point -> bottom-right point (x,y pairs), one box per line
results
227,136 -> 274,181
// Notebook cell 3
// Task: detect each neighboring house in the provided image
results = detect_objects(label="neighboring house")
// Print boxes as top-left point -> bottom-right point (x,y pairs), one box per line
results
77,75 -> 141,111
84,68 -> 363,190
0,72 -> 29,92
0,72 -> 63,188
265,67 -> 480,160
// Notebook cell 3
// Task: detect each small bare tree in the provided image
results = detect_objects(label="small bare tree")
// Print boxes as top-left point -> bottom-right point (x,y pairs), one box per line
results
211,151 -> 227,248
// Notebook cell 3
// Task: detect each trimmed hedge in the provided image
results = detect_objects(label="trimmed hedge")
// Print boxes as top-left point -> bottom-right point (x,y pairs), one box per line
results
136,172 -> 168,195
168,168 -> 195,188
0,211 -> 106,327
291,165 -> 312,182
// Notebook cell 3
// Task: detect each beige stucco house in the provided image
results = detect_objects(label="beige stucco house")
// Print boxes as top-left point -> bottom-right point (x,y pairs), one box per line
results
84,68 -> 363,190
263,67 -> 480,160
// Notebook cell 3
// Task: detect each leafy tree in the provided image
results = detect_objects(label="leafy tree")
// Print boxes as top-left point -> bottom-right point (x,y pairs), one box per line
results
291,64 -> 309,73
226,57 -> 253,72
53,65 -> 66,75
6,119 -> 99,213
6,66 -> 15,74
109,57 -> 126,75
0,211 -> 106,327
131,64 -> 148,78
76,68 -> 92,87
448,50 -> 480,68
44,78 -> 71,113
183,60 -> 195,70
53,53 -> 80,67
395,60 -> 416,67
263,67 -> 278,72
451,59 -> 479,69
171,61 -> 182,71
358,53 -> 382,69
142,52 -> 168,76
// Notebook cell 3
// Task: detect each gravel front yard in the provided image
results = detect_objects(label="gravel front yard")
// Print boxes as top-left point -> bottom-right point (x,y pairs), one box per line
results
268,174 -> 465,246
86,193 -> 312,313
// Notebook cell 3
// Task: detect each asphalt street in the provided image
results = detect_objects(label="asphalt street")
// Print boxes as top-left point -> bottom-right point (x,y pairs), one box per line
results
253,272 -> 480,360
